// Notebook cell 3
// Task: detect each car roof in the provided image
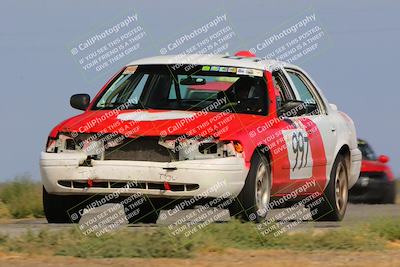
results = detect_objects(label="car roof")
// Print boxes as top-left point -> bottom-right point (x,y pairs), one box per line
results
126,54 -> 297,72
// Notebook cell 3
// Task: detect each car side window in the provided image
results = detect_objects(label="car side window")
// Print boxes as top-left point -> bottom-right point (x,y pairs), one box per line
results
286,70 -> 324,115
272,70 -> 296,114
358,142 -> 377,160
287,72 -> 316,104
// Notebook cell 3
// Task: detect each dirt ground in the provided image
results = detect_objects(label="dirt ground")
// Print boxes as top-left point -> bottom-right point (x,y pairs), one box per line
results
1,248 -> 400,267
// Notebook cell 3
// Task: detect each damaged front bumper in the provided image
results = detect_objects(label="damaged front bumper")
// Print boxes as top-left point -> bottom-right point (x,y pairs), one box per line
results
40,151 -> 248,198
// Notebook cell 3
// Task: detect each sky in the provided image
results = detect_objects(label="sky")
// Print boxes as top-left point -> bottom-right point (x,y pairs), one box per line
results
0,0 -> 399,181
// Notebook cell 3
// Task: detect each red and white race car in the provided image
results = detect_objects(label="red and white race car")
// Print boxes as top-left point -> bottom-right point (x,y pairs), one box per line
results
40,52 -> 361,223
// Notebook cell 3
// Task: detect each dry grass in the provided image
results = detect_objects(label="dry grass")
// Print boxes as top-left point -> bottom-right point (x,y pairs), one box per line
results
0,175 -> 43,219
0,218 -> 399,258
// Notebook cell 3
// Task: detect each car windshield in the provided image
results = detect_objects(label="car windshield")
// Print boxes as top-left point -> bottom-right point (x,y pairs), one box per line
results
358,141 -> 377,160
92,64 -> 267,115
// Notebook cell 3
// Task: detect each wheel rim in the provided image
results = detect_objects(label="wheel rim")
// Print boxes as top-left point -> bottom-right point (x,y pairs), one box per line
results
255,162 -> 270,217
334,162 -> 348,214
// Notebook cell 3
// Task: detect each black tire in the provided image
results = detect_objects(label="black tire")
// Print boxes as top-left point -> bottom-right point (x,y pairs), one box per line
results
310,155 -> 349,221
382,182 -> 397,204
43,187 -> 81,223
123,196 -> 159,224
229,153 -> 271,222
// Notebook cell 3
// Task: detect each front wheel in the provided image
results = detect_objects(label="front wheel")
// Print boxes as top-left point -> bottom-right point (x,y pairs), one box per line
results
310,155 -> 349,221
381,182 -> 396,204
229,153 -> 271,222
43,187 -> 80,223
122,197 -> 159,224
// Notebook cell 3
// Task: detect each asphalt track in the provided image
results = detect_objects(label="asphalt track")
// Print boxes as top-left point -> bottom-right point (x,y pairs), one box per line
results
0,204 -> 399,237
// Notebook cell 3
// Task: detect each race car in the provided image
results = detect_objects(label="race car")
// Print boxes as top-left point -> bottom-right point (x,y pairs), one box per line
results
349,139 -> 397,204
40,52 -> 361,223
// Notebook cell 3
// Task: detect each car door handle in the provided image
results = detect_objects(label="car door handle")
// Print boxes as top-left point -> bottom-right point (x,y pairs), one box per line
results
331,127 -> 336,132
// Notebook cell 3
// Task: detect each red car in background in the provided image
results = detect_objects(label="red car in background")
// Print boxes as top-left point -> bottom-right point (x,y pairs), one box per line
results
349,139 -> 397,204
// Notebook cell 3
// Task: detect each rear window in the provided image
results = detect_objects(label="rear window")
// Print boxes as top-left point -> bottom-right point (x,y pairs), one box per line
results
92,64 -> 268,115
358,141 -> 377,160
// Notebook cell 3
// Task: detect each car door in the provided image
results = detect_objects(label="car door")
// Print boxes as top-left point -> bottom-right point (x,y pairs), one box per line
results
273,68 -> 313,178
282,68 -> 338,191
270,68 -> 316,194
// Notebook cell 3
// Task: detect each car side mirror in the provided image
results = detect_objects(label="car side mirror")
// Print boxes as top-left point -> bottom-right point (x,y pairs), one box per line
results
329,103 -> 338,111
70,94 -> 90,111
378,154 -> 390,163
279,100 -> 307,117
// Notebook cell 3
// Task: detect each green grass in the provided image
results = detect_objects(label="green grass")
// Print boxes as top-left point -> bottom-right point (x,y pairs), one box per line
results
368,217 -> 400,241
0,218 -> 399,258
0,175 -> 44,219
0,201 -> 11,218
0,228 -> 195,258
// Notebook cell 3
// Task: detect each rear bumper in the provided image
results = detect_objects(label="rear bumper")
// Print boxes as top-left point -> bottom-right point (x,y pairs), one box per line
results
40,152 -> 248,198
349,178 -> 395,203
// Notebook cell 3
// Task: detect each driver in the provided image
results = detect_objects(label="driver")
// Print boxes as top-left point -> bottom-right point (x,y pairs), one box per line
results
234,77 -> 264,112
217,77 -> 265,113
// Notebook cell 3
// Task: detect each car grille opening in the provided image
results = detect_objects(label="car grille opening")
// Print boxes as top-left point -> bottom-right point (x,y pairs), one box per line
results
60,133 -> 180,162
104,136 -> 179,162
359,172 -> 386,180
57,180 -> 199,192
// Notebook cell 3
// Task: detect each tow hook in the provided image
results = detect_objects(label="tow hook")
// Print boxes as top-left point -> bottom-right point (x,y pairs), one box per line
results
164,181 -> 171,191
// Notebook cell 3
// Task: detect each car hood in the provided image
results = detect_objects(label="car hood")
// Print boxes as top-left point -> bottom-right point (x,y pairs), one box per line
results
54,109 -> 261,139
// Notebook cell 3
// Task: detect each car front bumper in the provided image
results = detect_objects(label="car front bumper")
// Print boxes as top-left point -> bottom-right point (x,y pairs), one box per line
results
349,148 -> 362,189
40,151 -> 248,198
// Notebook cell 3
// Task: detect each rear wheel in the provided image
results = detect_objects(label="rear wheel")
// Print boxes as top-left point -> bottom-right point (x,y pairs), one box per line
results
229,153 -> 271,222
310,155 -> 348,221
